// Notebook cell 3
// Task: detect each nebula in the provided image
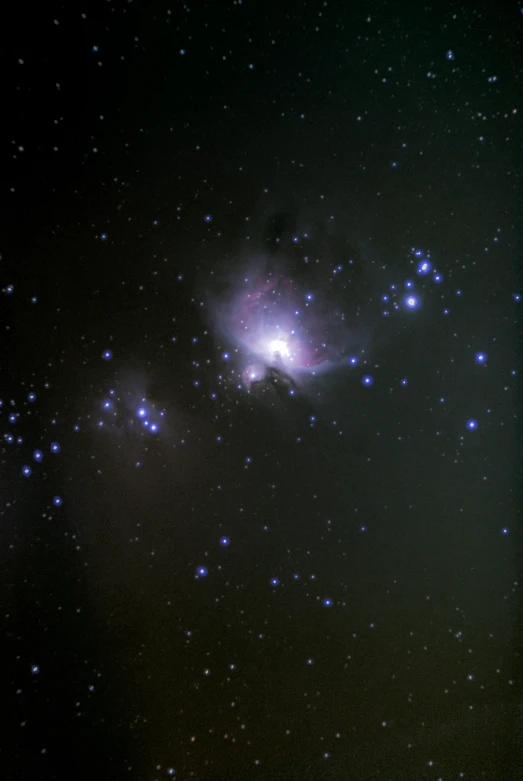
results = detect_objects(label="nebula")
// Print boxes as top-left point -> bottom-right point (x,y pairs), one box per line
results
205,212 -> 400,398
229,272 -> 347,372
210,255 -> 359,397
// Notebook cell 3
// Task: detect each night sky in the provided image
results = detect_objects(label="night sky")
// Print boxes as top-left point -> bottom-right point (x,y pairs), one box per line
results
2,2 -> 522,780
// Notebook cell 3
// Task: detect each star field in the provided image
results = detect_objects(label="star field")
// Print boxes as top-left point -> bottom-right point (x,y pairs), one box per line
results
1,2 -> 522,780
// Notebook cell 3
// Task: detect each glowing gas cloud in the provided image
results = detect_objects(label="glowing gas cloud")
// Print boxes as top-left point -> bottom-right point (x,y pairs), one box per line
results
206,213 -> 435,398
207,255 -> 357,396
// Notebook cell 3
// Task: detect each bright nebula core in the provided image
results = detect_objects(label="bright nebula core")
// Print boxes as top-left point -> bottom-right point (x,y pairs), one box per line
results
234,274 -> 343,364
215,266 -> 352,392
